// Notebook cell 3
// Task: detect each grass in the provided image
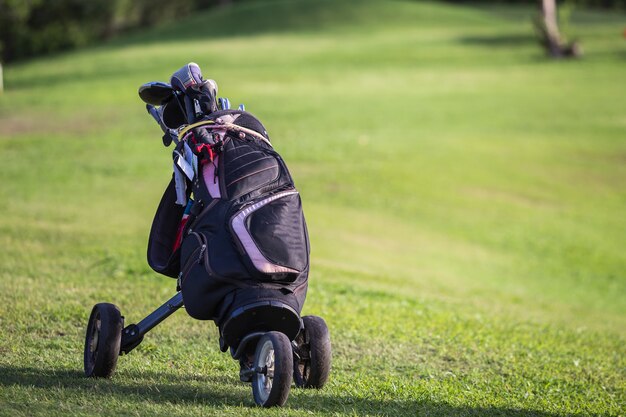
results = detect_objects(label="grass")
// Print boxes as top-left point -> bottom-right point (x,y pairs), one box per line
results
0,0 -> 625,415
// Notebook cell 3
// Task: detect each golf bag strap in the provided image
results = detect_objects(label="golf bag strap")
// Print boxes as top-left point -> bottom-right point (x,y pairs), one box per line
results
178,119 -> 272,147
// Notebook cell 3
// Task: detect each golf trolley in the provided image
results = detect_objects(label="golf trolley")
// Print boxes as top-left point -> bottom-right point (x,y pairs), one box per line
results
83,63 -> 331,407
84,293 -> 331,407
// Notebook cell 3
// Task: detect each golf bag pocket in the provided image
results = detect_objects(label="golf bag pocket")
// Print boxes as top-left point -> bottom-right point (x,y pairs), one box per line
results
230,189 -> 309,282
179,230 -> 237,320
223,143 -> 281,199
179,232 -> 208,288
147,177 -> 186,278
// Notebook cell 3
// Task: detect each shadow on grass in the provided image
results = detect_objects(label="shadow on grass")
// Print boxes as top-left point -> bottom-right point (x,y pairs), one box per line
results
0,365 -> 603,416
107,0 -> 358,47
0,365 -> 247,406
456,34 -> 536,48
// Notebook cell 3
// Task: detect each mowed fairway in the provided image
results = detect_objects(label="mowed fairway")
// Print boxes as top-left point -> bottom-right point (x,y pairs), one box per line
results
0,1 -> 624,416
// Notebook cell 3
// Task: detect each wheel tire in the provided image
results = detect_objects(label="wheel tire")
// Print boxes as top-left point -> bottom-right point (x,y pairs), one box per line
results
293,315 -> 331,389
252,331 -> 293,407
84,303 -> 123,378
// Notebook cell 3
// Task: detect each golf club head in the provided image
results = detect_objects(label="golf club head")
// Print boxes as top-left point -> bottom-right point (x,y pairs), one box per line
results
218,97 -> 231,110
170,62 -> 204,92
139,81 -> 175,106
201,79 -> 219,114
170,63 -> 219,116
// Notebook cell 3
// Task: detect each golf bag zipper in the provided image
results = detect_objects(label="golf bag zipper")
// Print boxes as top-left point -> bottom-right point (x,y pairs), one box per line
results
179,232 -> 207,287
186,199 -> 219,235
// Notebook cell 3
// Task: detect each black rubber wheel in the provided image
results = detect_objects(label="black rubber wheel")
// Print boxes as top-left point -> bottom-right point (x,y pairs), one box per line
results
252,331 -> 293,407
84,303 -> 123,378
293,315 -> 331,389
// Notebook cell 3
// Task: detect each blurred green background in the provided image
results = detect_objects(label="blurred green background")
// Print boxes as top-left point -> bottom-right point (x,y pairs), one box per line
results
0,1 -> 624,416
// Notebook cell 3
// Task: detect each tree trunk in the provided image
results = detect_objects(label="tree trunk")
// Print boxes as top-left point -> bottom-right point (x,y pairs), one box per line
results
542,0 -> 562,56
535,0 -> 581,58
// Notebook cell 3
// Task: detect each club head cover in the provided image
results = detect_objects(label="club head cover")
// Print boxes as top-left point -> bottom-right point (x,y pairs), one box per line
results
162,100 -> 187,130
170,62 -> 219,115
138,81 -> 174,105
170,62 -> 204,92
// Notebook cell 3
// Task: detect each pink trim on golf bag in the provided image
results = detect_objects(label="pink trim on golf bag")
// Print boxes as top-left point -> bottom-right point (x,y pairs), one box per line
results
202,155 -> 221,198
230,190 -> 301,275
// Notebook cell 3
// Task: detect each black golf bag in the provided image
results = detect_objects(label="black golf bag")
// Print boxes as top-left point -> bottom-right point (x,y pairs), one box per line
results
146,110 -> 309,331
84,65 -> 330,408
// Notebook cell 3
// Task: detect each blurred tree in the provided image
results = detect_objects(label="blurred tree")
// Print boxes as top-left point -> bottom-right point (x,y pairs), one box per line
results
0,0 -> 116,62
534,0 -> 582,57
0,0 -> 226,63
0,39 -> 3,93
447,0 -> 625,8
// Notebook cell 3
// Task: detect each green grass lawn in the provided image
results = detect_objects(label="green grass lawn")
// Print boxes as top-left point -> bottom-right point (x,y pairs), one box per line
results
0,0 -> 625,415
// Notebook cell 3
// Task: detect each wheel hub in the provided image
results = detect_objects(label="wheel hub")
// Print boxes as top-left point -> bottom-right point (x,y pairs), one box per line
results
255,340 -> 276,401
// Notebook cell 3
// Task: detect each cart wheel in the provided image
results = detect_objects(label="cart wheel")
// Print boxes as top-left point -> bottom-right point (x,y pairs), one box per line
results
293,315 -> 331,389
252,331 -> 293,407
84,303 -> 123,378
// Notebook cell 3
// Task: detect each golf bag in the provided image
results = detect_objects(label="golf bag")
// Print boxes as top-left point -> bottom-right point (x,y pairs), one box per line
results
147,110 -> 309,325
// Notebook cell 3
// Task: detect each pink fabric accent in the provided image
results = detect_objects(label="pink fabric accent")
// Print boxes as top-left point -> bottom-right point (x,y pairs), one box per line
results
181,131 -> 194,142
202,155 -> 221,198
